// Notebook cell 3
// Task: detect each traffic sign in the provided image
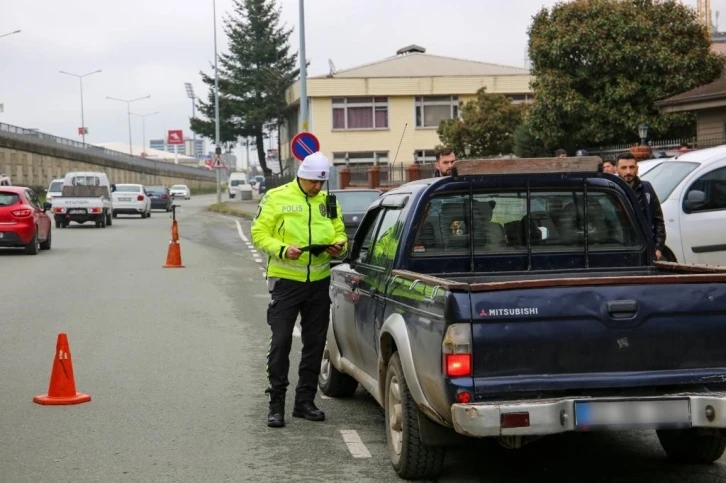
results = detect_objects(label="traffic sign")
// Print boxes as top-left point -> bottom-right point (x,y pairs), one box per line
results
212,154 -> 226,169
290,131 -> 320,161
167,129 -> 184,145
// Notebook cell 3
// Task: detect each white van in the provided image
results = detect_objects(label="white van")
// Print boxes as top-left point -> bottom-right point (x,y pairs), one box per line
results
0,174 -> 11,186
228,172 -> 248,199
640,145 -> 726,265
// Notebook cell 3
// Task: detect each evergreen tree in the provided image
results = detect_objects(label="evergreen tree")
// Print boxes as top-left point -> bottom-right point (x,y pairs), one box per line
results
191,0 -> 299,174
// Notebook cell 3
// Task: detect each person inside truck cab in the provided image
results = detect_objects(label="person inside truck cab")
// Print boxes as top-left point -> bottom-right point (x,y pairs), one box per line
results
617,152 -> 666,260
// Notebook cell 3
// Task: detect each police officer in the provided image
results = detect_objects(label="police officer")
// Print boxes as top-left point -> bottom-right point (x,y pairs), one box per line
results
251,151 -> 347,428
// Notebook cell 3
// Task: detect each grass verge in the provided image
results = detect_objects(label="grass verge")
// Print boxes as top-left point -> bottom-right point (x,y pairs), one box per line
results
207,202 -> 256,219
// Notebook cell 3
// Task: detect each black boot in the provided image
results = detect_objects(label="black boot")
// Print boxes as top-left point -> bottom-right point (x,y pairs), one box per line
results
293,400 -> 325,421
267,397 -> 285,428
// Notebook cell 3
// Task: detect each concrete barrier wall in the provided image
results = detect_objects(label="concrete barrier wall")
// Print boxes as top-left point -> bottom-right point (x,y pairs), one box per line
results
0,129 -> 218,190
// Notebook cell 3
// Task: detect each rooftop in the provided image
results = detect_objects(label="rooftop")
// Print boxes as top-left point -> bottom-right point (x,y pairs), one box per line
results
655,78 -> 726,107
317,44 -> 530,79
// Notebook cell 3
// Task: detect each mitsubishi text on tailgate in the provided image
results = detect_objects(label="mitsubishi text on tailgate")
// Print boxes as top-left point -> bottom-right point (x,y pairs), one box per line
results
320,156 -> 726,480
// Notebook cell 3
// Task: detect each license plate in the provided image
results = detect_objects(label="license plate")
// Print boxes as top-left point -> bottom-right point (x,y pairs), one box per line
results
575,399 -> 690,430
70,209 -> 86,214
119,197 -> 132,202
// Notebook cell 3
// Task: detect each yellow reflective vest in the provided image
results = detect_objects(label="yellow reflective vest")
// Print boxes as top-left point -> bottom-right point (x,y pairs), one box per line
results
251,179 -> 347,283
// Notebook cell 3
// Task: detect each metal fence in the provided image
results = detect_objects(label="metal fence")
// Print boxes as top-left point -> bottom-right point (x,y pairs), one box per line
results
587,135 -> 726,159
0,122 -> 217,180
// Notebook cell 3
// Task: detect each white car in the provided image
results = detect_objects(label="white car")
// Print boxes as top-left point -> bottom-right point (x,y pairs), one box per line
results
111,183 -> 152,219
640,145 -> 726,265
169,184 -> 191,200
45,178 -> 64,205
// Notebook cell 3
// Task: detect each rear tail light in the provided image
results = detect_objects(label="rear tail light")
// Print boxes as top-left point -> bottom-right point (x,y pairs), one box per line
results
11,209 -> 32,218
53,207 -> 65,214
161,194 -> 168,199
442,324 -> 472,377
89,207 -> 102,214
137,195 -> 144,201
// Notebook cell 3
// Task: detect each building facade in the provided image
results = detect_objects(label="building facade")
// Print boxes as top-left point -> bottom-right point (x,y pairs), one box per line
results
279,45 -> 534,174
149,138 -> 204,158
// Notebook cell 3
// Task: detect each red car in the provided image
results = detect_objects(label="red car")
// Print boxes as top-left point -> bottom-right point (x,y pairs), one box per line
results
0,186 -> 52,254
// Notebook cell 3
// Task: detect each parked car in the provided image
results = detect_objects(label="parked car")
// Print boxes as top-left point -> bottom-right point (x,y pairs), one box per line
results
45,178 -> 64,205
0,186 -> 51,254
170,184 -> 191,200
145,185 -> 172,212
640,145 -> 726,265
48,171 -> 113,228
322,157 -> 726,480
111,184 -> 152,218
330,188 -> 383,240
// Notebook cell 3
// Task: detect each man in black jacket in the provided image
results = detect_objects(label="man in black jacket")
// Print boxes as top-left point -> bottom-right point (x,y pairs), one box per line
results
616,153 -> 666,260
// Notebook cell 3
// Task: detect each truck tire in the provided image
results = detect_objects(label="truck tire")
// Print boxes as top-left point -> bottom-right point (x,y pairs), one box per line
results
385,352 -> 445,480
319,343 -> 358,398
657,428 -> 726,463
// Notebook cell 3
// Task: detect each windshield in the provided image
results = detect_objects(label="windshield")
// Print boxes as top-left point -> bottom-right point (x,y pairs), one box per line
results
49,181 -> 63,192
334,191 -> 381,212
230,180 -> 245,186
146,186 -> 166,193
172,185 -> 186,190
640,161 -> 699,201
0,192 -> 19,206
115,184 -> 141,193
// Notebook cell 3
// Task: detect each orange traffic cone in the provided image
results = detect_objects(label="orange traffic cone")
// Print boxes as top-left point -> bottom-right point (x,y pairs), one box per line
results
163,219 -> 185,268
33,333 -> 91,406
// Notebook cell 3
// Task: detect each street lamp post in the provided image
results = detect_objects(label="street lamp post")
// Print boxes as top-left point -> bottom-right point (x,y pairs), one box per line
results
184,83 -> 198,160
0,30 -> 21,40
213,0 -> 222,204
639,123 -> 649,146
106,95 -> 151,156
60,69 -> 102,145
130,111 -> 159,154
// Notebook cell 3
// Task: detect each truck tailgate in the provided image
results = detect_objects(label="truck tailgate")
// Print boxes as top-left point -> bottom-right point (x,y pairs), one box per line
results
471,282 -> 726,396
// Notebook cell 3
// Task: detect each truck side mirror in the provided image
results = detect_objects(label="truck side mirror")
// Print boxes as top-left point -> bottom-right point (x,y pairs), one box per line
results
684,189 -> 707,211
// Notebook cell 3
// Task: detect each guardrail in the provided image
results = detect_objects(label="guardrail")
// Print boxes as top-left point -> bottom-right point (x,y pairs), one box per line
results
0,122 -> 216,180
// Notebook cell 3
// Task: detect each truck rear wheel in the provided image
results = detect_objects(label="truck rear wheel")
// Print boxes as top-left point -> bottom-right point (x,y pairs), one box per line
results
385,352 -> 445,480
657,428 -> 726,463
318,343 -> 358,398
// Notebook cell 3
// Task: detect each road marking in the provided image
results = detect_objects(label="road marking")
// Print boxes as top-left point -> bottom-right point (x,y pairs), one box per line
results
339,430 -> 371,458
320,394 -> 332,400
235,219 -> 249,243
293,325 -> 301,337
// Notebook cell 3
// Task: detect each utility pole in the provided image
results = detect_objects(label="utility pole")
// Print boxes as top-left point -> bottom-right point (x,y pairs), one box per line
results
213,0 -> 222,204
299,0 -> 308,133
184,82 -> 198,160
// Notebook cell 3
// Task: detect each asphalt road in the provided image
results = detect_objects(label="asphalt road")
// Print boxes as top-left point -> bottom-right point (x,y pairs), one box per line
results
2,194 -> 725,483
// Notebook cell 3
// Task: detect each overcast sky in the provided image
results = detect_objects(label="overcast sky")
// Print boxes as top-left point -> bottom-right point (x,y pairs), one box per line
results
0,0 -> 711,155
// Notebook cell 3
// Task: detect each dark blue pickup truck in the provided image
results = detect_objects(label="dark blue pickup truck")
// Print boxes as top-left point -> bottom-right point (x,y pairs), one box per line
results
319,157 -> 726,480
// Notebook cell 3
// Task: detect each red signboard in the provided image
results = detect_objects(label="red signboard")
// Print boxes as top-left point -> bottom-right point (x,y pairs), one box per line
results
167,129 -> 184,145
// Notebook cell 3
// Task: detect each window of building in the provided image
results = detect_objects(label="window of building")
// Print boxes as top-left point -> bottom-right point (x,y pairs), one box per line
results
505,94 -> 533,104
332,97 -> 388,130
414,150 -> 437,164
332,151 -> 390,166
415,96 -> 459,128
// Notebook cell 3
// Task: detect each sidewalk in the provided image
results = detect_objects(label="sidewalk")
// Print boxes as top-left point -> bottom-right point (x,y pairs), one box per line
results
207,194 -> 260,219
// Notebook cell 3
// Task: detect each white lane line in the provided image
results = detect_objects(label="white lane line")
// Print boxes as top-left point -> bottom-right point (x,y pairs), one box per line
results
293,325 -> 301,337
320,394 -> 332,400
339,430 -> 371,458
235,219 -> 249,243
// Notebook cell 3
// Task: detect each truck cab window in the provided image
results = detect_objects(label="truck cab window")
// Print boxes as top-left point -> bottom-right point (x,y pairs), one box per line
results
369,209 -> 403,270
411,189 -> 641,257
